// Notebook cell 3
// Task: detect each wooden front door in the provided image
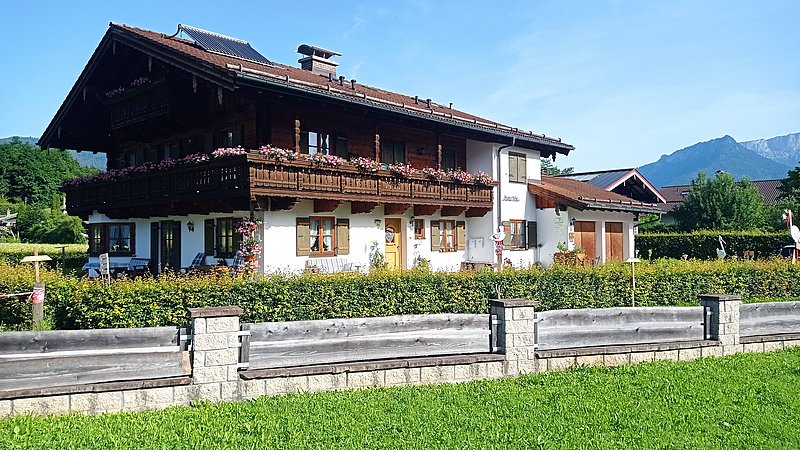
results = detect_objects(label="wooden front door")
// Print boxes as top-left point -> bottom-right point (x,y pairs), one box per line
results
160,220 -> 181,272
573,221 -> 596,262
605,222 -> 624,262
384,218 -> 403,270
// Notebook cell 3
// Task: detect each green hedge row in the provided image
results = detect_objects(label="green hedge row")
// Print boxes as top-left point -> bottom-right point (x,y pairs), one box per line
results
3,259 -> 800,330
0,244 -> 87,275
635,231 -> 791,260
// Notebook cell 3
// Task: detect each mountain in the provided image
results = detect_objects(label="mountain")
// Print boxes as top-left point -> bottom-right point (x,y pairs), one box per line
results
1,136 -> 106,170
740,132 -> 800,168
638,135 -> 791,188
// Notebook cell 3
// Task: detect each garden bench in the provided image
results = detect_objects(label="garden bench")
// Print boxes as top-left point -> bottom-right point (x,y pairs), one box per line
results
305,257 -> 358,273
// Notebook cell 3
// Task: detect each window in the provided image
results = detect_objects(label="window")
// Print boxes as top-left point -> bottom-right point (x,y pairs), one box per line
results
162,142 -> 180,161
215,218 -> 237,258
381,139 -> 405,165
508,152 -> 527,183
502,220 -> 537,250
296,217 -> 350,257
301,131 -> 331,155
430,220 -> 465,252
214,127 -> 243,148
441,147 -> 456,170
414,219 -> 425,239
309,216 -> 335,255
88,223 -> 135,255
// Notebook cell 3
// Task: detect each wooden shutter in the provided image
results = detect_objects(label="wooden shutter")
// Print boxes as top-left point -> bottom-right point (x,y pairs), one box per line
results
517,155 -> 527,182
430,220 -> 441,251
204,219 -> 215,255
456,221 -> 466,251
172,221 -> 182,268
336,218 -> 350,255
296,218 -> 310,256
508,155 -> 518,182
299,131 -> 309,153
527,221 -> 538,249
502,221 -> 512,249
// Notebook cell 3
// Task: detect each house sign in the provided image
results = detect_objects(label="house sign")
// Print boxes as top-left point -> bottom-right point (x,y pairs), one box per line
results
502,195 -> 520,202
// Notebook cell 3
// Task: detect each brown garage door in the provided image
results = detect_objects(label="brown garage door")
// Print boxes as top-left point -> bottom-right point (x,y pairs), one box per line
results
605,222 -> 624,262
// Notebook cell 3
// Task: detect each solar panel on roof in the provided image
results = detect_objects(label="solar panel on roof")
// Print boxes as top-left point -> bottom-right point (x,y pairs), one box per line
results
178,24 -> 272,66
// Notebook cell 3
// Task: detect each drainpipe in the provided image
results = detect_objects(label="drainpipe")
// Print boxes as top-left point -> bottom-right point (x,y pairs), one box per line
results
495,138 -> 516,232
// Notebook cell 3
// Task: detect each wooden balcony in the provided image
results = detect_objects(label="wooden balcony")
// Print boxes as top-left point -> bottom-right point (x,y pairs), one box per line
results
63,154 -> 494,219
107,81 -> 170,130
247,155 -> 494,210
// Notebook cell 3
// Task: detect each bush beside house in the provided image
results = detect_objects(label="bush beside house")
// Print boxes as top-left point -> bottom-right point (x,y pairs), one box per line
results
636,231 -> 790,260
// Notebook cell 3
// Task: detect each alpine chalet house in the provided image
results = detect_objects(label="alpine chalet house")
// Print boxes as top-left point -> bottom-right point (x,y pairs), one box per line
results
41,23 -> 658,273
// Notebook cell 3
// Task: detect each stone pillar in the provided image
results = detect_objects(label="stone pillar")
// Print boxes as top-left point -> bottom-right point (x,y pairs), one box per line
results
188,306 -> 244,400
700,294 -> 742,355
489,298 -> 538,375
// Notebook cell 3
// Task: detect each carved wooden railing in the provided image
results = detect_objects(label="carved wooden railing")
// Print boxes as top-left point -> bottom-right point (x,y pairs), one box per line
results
107,81 -> 170,130
63,154 -> 495,215
247,155 -> 494,207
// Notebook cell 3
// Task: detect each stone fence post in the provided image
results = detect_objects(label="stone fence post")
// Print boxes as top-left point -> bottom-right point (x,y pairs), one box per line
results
188,306 -> 244,401
489,299 -> 538,375
700,294 -> 742,355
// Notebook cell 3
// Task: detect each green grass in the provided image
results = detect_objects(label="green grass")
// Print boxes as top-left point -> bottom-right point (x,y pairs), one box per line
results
2,349 -> 799,449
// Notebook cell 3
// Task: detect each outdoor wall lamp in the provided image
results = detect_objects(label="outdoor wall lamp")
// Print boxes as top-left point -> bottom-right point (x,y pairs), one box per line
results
570,217 -> 576,226
187,221 -> 195,232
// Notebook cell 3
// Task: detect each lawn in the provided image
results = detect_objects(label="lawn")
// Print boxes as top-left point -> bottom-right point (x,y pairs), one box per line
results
1,348 -> 799,449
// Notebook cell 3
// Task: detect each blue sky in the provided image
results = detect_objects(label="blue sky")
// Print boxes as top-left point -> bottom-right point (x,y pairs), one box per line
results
0,0 -> 797,171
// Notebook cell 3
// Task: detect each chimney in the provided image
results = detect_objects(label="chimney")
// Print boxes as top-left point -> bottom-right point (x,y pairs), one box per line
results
297,44 -> 341,78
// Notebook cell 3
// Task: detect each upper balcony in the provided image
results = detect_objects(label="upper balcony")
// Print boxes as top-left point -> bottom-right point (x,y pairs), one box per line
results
62,151 -> 495,219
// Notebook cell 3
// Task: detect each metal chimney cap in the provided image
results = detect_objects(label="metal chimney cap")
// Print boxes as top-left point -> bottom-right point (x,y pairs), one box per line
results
297,44 -> 341,59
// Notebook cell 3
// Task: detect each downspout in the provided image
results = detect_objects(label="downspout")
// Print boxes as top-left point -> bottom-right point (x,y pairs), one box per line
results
495,138 -> 516,232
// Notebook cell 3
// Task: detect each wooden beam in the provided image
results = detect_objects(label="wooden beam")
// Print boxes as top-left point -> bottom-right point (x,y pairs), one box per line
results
352,202 -> 378,214
441,206 -> 466,217
314,199 -> 341,213
413,204 -> 439,216
465,207 -> 492,218
271,196 -> 298,211
294,117 -> 301,153
384,203 -> 411,215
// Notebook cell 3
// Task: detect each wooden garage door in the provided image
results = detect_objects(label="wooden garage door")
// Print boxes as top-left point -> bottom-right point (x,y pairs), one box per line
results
573,221 -> 596,262
605,222 -> 624,262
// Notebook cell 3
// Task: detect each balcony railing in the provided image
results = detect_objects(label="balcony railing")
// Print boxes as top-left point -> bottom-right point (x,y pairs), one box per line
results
63,154 -> 495,217
107,81 -> 170,130
247,155 -> 494,207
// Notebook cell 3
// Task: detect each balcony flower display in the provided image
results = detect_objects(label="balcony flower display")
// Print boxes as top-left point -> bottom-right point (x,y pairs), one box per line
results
388,163 -> 417,178
212,147 -> 248,158
474,171 -> 494,186
420,167 -> 447,180
236,218 -> 262,276
350,157 -> 380,173
258,145 -> 298,163
447,169 -> 475,184
303,152 -> 345,168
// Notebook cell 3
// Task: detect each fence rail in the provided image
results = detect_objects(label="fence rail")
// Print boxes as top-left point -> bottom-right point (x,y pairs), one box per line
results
536,306 -> 706,350
244,313 -> 491,369
0,326 -> 190,394
740,302 -> 800,337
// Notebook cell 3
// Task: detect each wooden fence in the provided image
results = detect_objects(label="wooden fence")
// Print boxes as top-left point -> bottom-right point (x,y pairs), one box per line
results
0,326 -> 190,398
536,306 -> 707,351
243,314 -> 492,369
740,302 -> 800,337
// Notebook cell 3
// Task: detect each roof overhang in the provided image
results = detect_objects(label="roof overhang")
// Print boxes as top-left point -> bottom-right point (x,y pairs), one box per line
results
527,182 -> 662,215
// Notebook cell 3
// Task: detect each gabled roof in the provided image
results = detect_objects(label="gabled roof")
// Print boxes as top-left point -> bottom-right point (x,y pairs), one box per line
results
528,176 -> 663,215
558,168 -> 666,204
40,23 -> 574,156
659,178 -> 784,212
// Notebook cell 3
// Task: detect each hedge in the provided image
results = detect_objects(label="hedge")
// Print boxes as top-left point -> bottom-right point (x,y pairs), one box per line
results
2,259 -> 800,330
636,231 -> 791,260
0,243 -> 87,275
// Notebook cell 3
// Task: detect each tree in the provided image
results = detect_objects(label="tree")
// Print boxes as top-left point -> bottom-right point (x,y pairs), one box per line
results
777,164 -> 800,201
541,157 -> 574,176
673,172 -> 768,231
0,138 -> 96,204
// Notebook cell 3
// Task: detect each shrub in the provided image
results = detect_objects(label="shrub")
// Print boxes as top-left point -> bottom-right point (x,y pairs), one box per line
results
636,231 -> 790,260
2,259 -> 800,330
0,243 -> 87,275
